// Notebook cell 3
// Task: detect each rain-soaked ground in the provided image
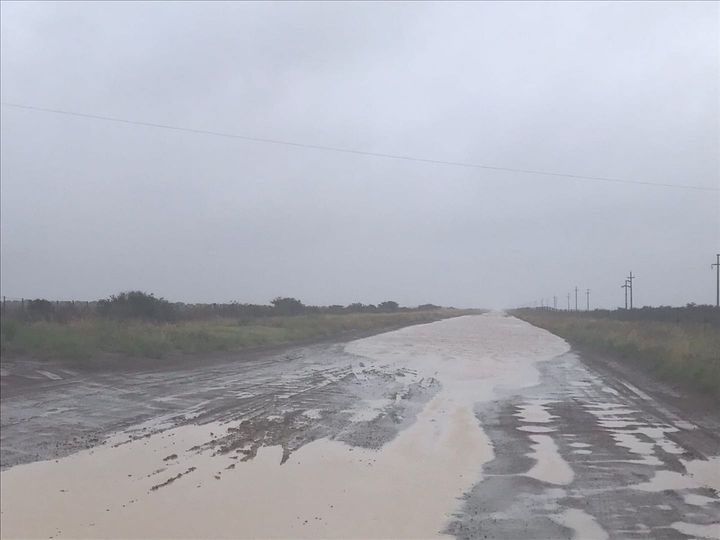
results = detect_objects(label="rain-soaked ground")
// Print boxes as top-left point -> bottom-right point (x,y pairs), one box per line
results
1,313 -> 718,539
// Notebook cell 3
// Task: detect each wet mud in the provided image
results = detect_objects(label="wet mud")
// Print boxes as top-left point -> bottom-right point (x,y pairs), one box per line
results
1,314 -> 718,539
447,351 -> 720,540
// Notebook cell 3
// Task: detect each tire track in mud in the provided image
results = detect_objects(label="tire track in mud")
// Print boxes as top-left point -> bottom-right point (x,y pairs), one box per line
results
1,343 -> 438,470
446,351 -> 720,540
183,365 -> 440,465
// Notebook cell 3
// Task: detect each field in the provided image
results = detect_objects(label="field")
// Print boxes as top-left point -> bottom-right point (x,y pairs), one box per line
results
0,309 -> 469,361
513,307 -> 720,399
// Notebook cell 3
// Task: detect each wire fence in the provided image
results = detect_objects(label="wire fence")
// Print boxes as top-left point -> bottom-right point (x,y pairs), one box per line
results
0,296 -> 428,323
0,296 -> 253,321
1,297 -> 97,321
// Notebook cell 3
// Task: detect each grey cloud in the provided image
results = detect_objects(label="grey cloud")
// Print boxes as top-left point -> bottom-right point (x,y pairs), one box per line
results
1,1 -> 718,308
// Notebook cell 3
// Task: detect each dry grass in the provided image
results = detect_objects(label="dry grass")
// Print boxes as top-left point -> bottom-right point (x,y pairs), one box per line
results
0,310 -> 472,361
514,309 -> 720,398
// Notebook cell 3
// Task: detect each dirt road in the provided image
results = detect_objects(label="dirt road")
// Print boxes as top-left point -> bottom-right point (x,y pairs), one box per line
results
1,313 -> 718,538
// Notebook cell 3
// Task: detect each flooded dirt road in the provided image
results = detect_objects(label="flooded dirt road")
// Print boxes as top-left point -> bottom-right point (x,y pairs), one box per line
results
1,313 -> 719,538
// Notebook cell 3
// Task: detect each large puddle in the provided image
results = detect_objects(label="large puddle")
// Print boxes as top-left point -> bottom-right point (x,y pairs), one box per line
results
0,313 -> 571,539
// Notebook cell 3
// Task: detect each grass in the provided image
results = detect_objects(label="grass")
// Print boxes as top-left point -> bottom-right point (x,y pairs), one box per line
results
0,310 -> 472,361
513,309 -> 720,399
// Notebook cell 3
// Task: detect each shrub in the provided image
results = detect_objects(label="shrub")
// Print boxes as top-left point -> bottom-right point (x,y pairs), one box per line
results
271,297 -> 305,316
26,299 -> 55,321
97,291 -> 176,322
378,301 -> 399,312
1,319 -> 18,342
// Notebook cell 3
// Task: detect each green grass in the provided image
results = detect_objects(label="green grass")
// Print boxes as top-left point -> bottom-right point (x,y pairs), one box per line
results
513,310 -> 720,399
0,310 -> 471,361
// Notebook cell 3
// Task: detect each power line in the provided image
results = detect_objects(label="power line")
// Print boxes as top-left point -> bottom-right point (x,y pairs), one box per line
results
2,102 -> 717,192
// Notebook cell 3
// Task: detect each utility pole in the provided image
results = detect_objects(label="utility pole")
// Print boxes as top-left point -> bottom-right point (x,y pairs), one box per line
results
713,254 -> 720,308
626,271 -> 635,309
621,280 -> 630,309
567,293 -> 571,311
553,296 -> 557,310
574,286 -> 578,311
586,289 -> 590,311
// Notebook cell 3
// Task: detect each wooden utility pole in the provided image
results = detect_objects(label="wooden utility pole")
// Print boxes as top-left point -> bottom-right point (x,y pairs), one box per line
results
574,286 -> 578,311
567,293 -> 571,311
586,289 -> 590,311
621,280 -> 630,309
626,272 -> 635,309
713,254 -> 720,308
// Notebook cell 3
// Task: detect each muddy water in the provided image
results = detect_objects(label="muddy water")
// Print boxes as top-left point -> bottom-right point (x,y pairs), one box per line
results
3,313 -> 719,539
448,348 -> 720,540
0,314 -> 570,539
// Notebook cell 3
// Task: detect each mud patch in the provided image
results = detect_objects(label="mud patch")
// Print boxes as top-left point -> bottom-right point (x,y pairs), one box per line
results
150,467 -> 196,491
447,351 -> 720,539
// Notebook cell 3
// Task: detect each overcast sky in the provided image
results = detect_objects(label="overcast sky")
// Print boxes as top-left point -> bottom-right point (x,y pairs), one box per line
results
1,1 -> 718,309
